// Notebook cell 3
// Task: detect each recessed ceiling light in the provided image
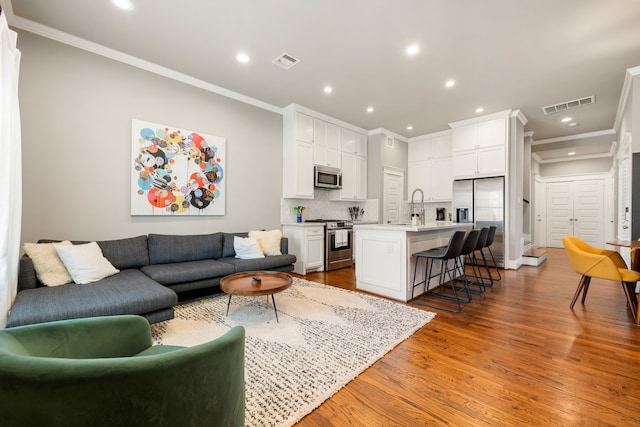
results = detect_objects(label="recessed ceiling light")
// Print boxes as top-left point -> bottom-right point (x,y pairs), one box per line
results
235,52 -> 250,63
323,86 -> 333,94
445,79 -> 455,88
476,107 -> 484,113
366,107 -> 374,113
406,44 -> 420,56
561,117 -> 572,123
406,125 -> 413,130
568,152 -> 576,156
568,122 -> 578,127
112,0 -> 133,10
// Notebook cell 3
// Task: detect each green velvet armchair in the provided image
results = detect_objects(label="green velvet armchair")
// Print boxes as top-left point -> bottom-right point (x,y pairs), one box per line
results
0,315 -> 245,427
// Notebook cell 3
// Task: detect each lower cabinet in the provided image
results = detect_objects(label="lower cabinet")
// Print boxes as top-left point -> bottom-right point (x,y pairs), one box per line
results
282,225 -> 325,274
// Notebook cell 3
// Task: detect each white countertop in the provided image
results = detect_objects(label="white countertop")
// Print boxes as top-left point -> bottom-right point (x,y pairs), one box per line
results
353,221 -> 470,232
282,222 -> 327,227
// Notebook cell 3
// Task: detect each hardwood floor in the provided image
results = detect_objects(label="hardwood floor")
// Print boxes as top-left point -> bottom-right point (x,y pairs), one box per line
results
294,248 -> 640,426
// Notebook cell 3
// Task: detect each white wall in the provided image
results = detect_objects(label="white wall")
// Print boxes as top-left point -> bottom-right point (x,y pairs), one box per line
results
18,31 -> 283,244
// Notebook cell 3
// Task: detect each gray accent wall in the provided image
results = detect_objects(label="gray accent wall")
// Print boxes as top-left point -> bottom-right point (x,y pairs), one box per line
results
366,132 -> 408,220
18,31 -> 283,244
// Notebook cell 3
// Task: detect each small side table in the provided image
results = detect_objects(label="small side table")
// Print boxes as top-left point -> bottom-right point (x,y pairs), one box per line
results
220,271 -> 293,322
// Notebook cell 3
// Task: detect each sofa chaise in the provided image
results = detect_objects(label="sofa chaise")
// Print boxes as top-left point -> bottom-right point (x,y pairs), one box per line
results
8,232 -> 295,328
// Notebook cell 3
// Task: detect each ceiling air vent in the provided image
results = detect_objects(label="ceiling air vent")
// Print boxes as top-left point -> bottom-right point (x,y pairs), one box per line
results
542,95 -> 595,115
272,52 -> 300,70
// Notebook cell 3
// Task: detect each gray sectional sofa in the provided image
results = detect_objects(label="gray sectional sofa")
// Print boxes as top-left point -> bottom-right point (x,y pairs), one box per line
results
8,232 -> 295,327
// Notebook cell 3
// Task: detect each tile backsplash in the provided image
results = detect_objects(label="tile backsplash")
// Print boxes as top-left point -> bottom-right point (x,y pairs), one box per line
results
281,191 -> 379,223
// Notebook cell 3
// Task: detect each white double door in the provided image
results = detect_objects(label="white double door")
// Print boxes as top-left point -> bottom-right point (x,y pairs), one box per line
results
546,180 -> 604,248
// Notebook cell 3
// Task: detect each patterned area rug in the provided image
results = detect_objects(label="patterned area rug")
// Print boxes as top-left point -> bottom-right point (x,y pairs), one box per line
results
151,277 -> 435,427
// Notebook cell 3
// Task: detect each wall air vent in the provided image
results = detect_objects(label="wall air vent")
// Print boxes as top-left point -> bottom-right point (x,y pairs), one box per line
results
272,52 -> 300,70
542,96 -> 595,115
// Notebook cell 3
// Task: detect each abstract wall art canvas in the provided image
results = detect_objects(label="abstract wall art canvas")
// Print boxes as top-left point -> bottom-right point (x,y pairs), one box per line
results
131,119 -> 225,216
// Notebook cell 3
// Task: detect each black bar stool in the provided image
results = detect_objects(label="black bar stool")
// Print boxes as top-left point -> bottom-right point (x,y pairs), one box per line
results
410,230 -> 468,312
454,229 -> 482,295
483,225 -> 502,281
469,227 -> 494,288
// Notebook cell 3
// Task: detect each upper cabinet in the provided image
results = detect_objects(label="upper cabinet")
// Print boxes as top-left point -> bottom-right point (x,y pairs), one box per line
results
283,104 -> 368,200
331,128 -> 367,201
450,114 -> 508,179
341,128 -> 367,156
407,131 -> 453,202
295,112 -> 314,143
313,119 -> 341,168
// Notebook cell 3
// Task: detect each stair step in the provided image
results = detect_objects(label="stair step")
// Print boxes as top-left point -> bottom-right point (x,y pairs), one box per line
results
523,248 -> 547,258
522,248 -> 547,266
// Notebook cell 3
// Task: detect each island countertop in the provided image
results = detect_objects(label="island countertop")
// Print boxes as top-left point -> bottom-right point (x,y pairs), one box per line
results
354,221 -> 470,232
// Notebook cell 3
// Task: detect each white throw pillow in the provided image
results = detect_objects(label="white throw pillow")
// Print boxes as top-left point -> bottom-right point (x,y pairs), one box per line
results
234,236 -> 265,259
23,241 -> 73,287
54,242 -> 120,285
249,229 -> 282,256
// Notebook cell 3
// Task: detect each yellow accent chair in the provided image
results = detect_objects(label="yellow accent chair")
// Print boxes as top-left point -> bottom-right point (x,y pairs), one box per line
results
562,235 -> 640,324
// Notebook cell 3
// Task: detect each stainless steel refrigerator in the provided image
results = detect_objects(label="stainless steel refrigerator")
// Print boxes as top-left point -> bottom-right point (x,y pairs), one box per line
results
452,176 -> 505,268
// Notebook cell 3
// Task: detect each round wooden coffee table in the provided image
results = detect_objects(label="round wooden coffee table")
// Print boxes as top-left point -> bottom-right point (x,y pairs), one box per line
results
220,271 -> 293,322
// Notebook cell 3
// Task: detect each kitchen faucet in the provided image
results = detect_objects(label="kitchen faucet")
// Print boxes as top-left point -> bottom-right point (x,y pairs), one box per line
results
410,188 -> 425,225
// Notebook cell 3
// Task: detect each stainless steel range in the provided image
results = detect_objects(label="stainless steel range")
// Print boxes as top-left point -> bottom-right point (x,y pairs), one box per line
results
305,219 -> 353,271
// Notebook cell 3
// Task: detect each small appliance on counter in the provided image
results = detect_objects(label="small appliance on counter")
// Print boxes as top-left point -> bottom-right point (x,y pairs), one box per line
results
436,208 -> 446,221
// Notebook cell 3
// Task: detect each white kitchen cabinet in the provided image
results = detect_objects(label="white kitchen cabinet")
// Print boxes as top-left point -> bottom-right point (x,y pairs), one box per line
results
291,141 -> 314,198
305,231 -> 325,271
408,157 -> 452,202
284,104 -> 368,199
430,157 -> 453,200
283,107 -> 315,198
452,117 -> 506,178
477,145 -> 506,175
355,154 -> 367,200
296,112 -> 314,143
341,128 -> 367,156
313,119 -> 341,168
478,118 -> 506,148
282,225 -> 325,274
453,144 -> 506,177
330,152 -> 367,201
407,131 -> 453,202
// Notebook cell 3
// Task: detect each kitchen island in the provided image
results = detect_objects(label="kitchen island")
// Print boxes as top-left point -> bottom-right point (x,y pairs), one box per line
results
354,222 -> 472,302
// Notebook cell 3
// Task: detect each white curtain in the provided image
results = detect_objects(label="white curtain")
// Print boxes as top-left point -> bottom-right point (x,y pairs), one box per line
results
0,11 -> 22,328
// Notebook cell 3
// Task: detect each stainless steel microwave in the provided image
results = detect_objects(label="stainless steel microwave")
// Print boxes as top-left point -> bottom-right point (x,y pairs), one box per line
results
314,165 -> 342,189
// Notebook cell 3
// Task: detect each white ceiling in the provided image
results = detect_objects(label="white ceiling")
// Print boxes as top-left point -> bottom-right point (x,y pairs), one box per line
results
3,0 -> 640,160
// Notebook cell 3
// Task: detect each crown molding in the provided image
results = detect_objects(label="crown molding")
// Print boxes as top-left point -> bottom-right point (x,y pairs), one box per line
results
448,109 -> 513,128
368,128 -> 409,142
532,128 -> 616,145
614,65 -> 640,133
2,1 -> 282,115
408,128 -> 452,143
